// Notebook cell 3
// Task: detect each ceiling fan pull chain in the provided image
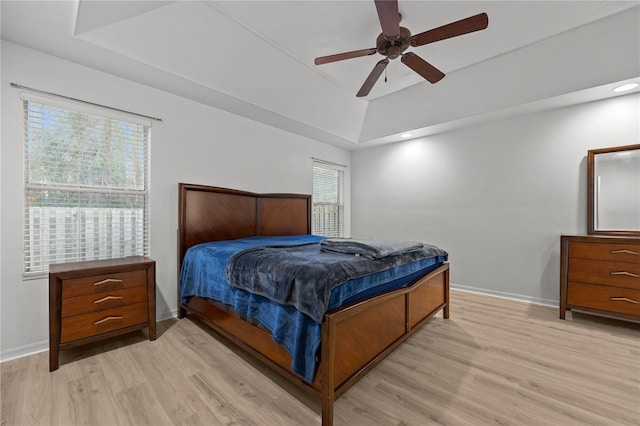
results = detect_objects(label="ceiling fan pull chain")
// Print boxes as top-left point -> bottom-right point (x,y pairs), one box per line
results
385,66 -> 388,83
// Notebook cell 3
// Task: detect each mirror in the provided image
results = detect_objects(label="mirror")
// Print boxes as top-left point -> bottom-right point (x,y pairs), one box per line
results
588,144 -> 640,236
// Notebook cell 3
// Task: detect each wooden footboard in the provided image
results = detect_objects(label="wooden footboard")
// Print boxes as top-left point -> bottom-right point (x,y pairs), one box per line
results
181,263 -> 449,426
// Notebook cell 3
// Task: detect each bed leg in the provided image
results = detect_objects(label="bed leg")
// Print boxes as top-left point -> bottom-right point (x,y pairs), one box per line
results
321,315 -> 336,426
178,305 -> 187,319
322,395 -> 334,426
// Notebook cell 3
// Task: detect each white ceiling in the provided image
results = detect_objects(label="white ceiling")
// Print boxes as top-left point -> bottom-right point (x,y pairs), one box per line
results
2,1 -> 639,150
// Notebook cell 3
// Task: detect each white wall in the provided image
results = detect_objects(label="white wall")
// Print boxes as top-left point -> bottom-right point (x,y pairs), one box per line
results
352,93 -> 640,305
2,38 -> 637,362
0,41 -> 351,361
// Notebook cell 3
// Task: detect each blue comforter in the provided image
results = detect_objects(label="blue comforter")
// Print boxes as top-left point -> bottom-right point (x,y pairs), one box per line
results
180,235 -> 447,382
180,235 -> 324,306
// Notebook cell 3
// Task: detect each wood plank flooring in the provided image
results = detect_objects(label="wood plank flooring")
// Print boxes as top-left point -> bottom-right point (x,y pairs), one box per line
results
2,290 -> 639,426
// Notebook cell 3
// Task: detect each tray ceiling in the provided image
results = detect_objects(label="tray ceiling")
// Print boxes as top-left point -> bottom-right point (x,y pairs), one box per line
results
2,1 -> 639,149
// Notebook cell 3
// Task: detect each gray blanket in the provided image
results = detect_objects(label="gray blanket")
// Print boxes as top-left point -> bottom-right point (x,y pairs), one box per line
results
226,242 -> 447,323
320,238 -> 424,259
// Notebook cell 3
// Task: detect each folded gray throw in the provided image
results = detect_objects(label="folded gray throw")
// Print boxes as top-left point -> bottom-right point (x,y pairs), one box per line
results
320,238 -> 424,259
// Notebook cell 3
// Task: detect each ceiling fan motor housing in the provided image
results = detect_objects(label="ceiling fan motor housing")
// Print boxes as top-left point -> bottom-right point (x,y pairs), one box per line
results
376,27 -> 411,59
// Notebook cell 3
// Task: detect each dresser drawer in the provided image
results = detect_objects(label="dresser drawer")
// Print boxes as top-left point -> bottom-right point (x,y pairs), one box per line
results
62,269 -> 147,299
60,302 -> 149,343
569,242 -> 640,263
568,258 -> 640,289
567,282 -> 640,316
61,286 -> 148,317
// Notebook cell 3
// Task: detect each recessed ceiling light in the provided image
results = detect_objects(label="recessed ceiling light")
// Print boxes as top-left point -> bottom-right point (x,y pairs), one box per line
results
613,83 -> 639,93
401,133 -> 412,138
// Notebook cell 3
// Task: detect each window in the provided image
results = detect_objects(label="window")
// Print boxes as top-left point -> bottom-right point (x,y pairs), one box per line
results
312,162 -> 344,237
22,93 -> 150,276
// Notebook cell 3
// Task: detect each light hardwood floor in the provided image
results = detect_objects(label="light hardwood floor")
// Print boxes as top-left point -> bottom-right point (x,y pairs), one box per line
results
2,290 -> 639,426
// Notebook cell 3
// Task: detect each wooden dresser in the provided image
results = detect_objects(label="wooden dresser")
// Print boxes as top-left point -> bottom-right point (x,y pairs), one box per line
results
49,256 -> 156,371
560,235 -> 640,321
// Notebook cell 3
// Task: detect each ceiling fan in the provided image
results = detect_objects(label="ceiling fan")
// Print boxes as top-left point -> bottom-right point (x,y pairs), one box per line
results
314,0 -> 489,97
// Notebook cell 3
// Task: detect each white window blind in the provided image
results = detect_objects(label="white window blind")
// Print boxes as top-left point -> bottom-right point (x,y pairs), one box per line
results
312,163 -> 344,237
22,94 -> 150,276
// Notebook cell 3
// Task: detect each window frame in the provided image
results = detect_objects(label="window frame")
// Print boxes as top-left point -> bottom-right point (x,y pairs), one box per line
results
21,92 -> 151,278
312,161 -> 345,238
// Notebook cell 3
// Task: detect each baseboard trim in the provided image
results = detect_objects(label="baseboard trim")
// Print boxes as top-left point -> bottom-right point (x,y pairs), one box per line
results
1,308 -> 179,363
451,283 -> 557,308
0,340 -> 49,363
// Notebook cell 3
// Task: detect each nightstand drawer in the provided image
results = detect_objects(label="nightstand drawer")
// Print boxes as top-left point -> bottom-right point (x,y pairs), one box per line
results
62,269 -> 147,299
569,242 -> 640,263
568,258 -> 640,289
567,282 -> 640,316
61,286 -> 148,317
60,302 -> 149,343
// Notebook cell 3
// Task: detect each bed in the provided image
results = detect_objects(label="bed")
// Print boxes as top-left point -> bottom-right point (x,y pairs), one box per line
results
177,183 -> 450,426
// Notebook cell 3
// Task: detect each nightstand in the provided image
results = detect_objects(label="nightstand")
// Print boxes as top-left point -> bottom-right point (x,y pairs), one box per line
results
49,256 -> 156,371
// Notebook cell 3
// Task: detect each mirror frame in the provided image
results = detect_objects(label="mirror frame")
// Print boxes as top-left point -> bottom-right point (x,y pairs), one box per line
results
587,144 -> 640,237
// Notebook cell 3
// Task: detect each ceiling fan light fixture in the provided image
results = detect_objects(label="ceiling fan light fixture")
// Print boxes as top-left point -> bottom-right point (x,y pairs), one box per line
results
613,83 -> 639,92
313,1 -> 489,97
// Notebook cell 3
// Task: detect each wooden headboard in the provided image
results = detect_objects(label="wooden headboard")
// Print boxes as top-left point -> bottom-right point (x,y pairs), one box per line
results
178,183 -> 311,267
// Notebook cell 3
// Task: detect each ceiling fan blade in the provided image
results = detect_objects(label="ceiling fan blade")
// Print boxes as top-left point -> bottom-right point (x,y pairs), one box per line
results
401,52 -> 445,83
315,48 -> 377,65
411,13 -> 488,47
374,0 -> 400,38
356,59 -> 389,97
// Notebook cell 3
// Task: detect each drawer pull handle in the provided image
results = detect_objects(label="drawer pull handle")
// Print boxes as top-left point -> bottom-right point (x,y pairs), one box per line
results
610,249 -> 639,256
610,271 -> 639,278
94,295 -> 124,304
93,278 -> 123,286
610,297 -> 639,304
94,316 -> 123,325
